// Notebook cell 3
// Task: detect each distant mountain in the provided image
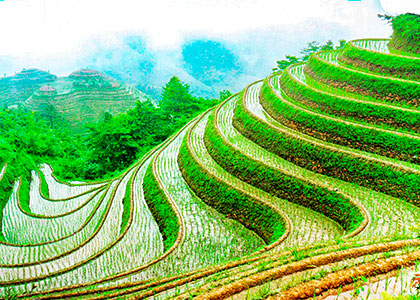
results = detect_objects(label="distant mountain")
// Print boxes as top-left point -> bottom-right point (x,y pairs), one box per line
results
0,69 -> 57,108
0,68 -> 151,131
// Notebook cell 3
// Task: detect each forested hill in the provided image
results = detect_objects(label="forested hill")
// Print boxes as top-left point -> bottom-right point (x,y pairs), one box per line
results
0,75 -> 223,209
1,68 -> 151,131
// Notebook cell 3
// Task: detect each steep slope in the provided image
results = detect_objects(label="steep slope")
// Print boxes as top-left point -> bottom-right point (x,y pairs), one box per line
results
1,27 -> 420,299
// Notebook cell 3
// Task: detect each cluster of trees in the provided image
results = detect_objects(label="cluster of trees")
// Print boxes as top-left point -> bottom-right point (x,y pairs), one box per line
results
272,40 -> 347,72
0,76 -> 226,183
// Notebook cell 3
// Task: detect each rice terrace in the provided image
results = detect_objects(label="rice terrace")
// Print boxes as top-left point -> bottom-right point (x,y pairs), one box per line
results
2,9 -> 420,300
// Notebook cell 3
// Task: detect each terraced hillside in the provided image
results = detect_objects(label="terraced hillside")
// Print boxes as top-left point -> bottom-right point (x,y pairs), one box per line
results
23,69 -> 149,129
2,35 -> 420,299
0,68 -> 149,131
0,69 -> 57,108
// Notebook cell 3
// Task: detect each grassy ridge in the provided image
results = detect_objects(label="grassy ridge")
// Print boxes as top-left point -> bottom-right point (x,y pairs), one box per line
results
178,126 -> 286,245
235,85 -> 420,204
0,166 -> 14,242
272,75 -> 420,163
119,180 -> 131,235
305,51 -> 420,104
338,40 -> 420,81
142,164 -> 178,251
18,170 -> 32,214
282,67 -> 420,131
205,108 -> 363,233
37,169 -> 50,198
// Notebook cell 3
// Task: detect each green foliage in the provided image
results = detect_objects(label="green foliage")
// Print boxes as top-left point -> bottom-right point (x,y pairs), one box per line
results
273,40 -> 346,72
37,169 -> 49,198
205,109 -> 363,232
284,65 -> 420,129
306,51 -> 420,104
374,292 -> 413,300
142,164 -> 179,251
377,14 -> 393,23
294,65 -> 420,162
0,107 -> 58,234
18,170 -> 32,214
339,41 -> 420,81
389,13 -> 420,54
178,131 -> 286,244
239,81 -> 420,205
219,90 -> 233,101
120,176 -> 132,235
81,77 -> 220,179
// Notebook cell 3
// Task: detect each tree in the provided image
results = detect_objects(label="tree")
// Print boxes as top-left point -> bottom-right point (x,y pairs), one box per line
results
335,40 -> 347,50
273,39 -> 347,73
273,55 -> 300,72
321,40 -> 334,51
300,41 -> 321,61
160,76 -> 196,115
219,90 -> 232,101
378,13 -> 393,23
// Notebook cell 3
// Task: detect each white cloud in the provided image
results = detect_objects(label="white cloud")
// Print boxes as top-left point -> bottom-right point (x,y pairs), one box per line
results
380,0 -> 420,14
0,0 -> 388,56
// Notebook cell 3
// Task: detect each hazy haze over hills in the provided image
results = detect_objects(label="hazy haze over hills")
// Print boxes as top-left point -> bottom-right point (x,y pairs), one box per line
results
0,0 -> 418,97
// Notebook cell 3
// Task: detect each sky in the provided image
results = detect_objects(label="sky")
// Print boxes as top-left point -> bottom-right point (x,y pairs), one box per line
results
1,0 -> 415,56
0,0 -> 418,92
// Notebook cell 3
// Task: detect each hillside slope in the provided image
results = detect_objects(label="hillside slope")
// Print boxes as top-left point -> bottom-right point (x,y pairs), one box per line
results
0,68 -> 150,131
1,27 -> 420,299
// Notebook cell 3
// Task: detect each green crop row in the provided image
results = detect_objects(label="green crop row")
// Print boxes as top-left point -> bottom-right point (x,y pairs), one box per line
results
271,76 -> 420,163
142,164 -> 179,251
338,40 -> 420,81
305,51 -> 420,104
282,68 -> 420,131
178,126 -> 285,245
389,13 -> 420,54
119,179 -> 131,235
0,166 -> 14,242
204,110 -> 363,233
37,169 -> 50,198
18,170 -> 32,214
234,88 -> 420,204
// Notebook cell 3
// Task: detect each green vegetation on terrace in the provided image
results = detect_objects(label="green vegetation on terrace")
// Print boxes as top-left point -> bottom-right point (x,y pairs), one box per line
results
235,83 -> 420,205
338,40 -> 420,81
50,76 -> 222,180
0,76 -> 223,186
389,13 -> 420,54
178,126 -> 286,244
305,51 -> 420,105
120,175 -> 131,235
283,66 -> 420,132
272,75 -> 420,164
4,13 -> 420,298
205,107 -> 363,232
0,107 -> 61,221
37,169 -> 49,198
143,163 -> 178,251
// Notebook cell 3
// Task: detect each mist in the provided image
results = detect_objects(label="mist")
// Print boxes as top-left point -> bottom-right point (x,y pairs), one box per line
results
0,0 -> 409,98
